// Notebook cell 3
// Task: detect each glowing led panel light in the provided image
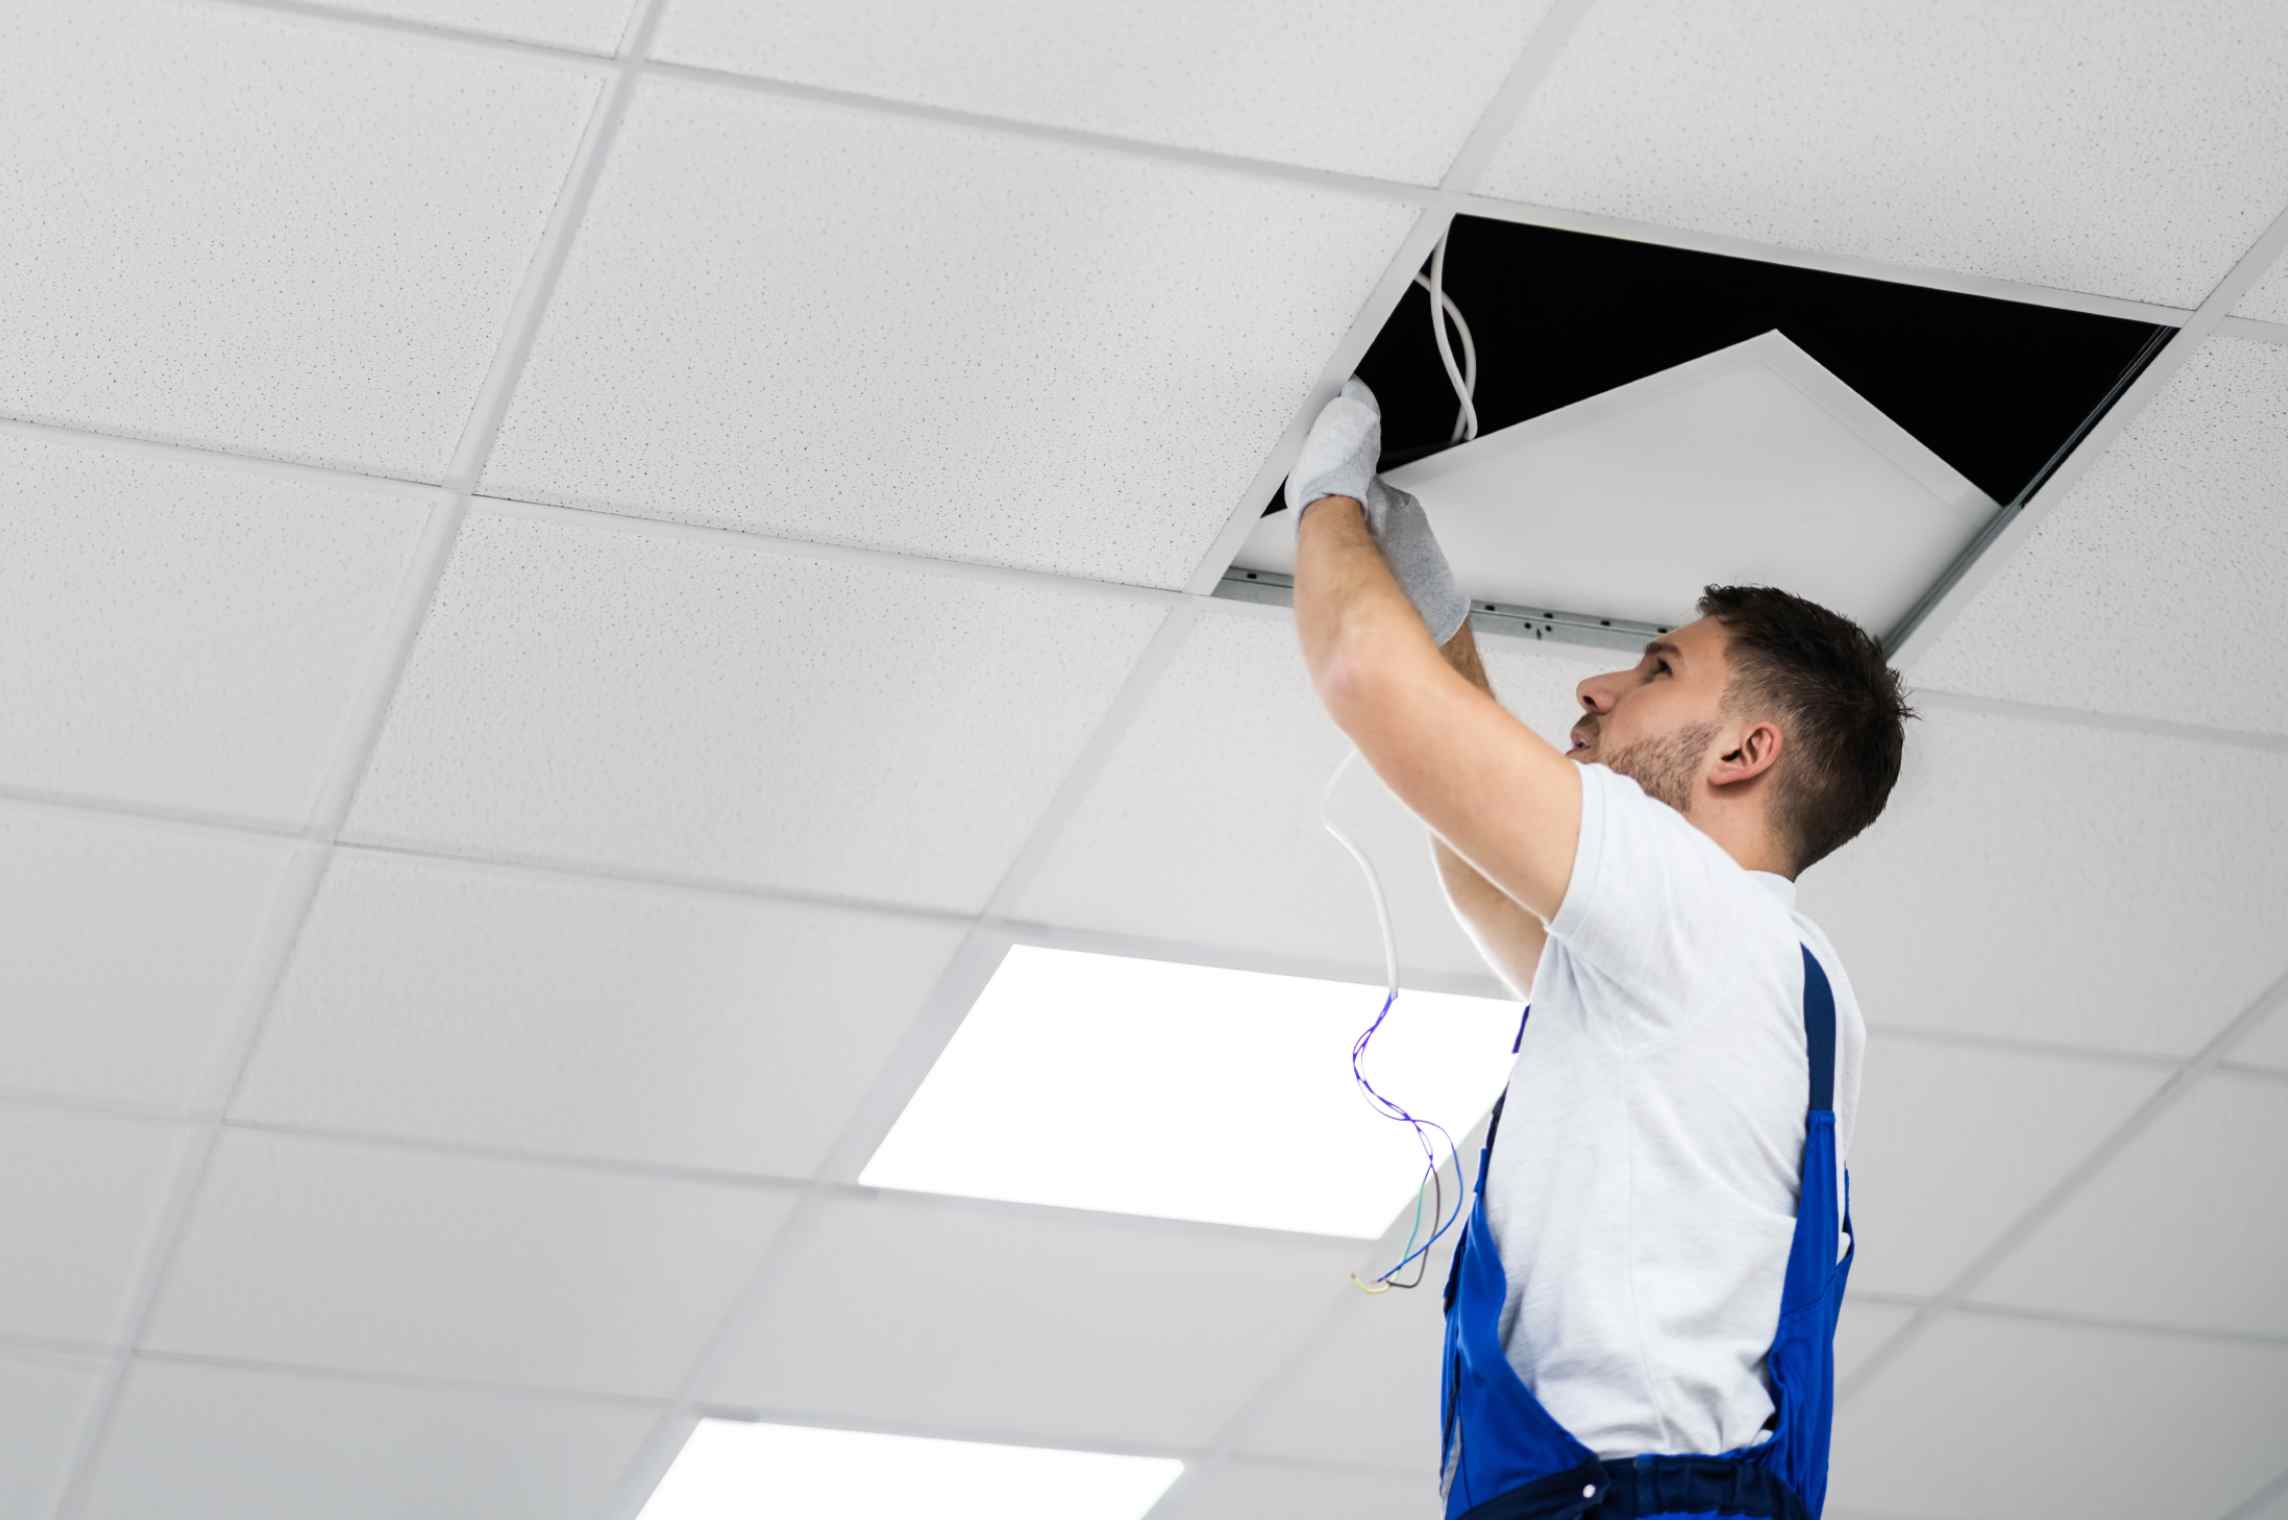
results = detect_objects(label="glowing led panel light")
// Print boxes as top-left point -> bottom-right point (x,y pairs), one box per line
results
637,1419 -> 1182,1520
861,944 -> 1524,1237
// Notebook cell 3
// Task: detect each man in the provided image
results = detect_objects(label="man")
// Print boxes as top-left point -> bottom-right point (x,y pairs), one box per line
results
1287,378 -> 1916,1519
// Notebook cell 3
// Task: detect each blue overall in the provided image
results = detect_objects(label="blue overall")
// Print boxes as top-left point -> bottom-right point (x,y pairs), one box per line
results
1437,945 -> 1854,1520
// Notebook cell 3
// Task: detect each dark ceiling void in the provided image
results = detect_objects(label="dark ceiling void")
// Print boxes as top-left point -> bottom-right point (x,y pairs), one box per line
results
1271,214 -> 2173,516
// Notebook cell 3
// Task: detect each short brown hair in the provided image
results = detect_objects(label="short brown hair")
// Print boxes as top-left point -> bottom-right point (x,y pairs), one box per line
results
1695,584 -> 1919,875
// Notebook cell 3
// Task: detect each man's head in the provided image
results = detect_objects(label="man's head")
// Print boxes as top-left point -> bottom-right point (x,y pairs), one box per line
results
1564,584 -> 1918,878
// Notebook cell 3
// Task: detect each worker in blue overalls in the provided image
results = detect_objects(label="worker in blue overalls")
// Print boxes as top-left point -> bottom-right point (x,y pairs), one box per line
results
1287,379 -> 1917,1518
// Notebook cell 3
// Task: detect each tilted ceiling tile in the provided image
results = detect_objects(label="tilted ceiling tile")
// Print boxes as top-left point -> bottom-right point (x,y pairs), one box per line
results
343,506 -> 1170,910
1798,700 -> 2288,1058
235,847 -> 968,1175
144,1128 -> 796,1398
1966,1071 -> 2288,1337
1152,1462 -> 1433,1520
481,76 -> 1417,588
1843,1037 -> 2164,1297
1473,0 -> 2288,308
0,0 -> 602,476
651,0 -> 1551,184
705,1190 -> 1358,1450
0,1349 -> 107,1519
296,0 -> 637,51
1907,337 -> 2288,734
0,429 -> 434,823
1013,601 -> 1611,984
0,1109 -> 189,1346
0,805 -> 297,1110
80,1358 -> 661,1520
2238,245 -> 2288,325
1831,1315 -> 2288,1518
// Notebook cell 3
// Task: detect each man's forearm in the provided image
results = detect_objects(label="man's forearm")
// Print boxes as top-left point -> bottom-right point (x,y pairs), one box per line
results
1424,620 -> 1514,912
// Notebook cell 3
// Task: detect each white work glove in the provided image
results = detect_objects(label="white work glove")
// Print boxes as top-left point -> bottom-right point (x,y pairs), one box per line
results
1287,379 -> 1471,646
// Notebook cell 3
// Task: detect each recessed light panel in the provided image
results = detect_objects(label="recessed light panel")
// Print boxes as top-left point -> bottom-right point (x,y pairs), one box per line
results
638,1419 -> 1183,1520
861,945 -> 1524,1237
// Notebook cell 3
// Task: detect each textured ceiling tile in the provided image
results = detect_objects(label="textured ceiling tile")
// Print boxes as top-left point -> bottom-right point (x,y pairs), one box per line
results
1844,1038 -> 2164,1297
1966,1072 -> 2288,1337
0,805 -> 296,1110
0,0 -> 602,476
0,430 -> 433,823
2235,1005 -> 2288,1073
2238,245 -> 2288,325
1831,1315 -> 2288,1518
0,1349 -> 107,1519
298,0 -> 636,51
0,1109 -> 189,1346
705,1191 -> 1356,1449
81,1359 -> 661,1520
1474,0 -> 2288,307
1152,1462 -> 1433,1520
344,507 -> 1170,910
651,0 -> 1549,183
145,1128 -> 796,1398
235,848 -> 967,1175
481,77 -> 1417,588
1013,602 -> 1611,984
1907,337 -> 2288,733
1799,700 -> 2288,1058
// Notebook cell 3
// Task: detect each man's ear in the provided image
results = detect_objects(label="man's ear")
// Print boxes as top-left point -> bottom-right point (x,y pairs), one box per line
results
1714,719 -> 1785,787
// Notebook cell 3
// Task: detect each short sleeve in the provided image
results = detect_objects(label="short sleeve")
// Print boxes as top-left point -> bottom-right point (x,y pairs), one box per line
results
1545,761 -> 1741,999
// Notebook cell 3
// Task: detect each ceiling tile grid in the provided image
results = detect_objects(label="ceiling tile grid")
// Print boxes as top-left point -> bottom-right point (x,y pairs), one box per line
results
0,1349 -> 108,1519
0,428 -> 437,825
1150,1460 -> 1435,1520
0,805 -> 297,1112
477,74 -> 1420,588
1964,1070 -> 2288,1337
294,0 -> 640,53
1797,698 -> 2288,1059
703,1190 -> 1360,1451
231,846 -> 970,1177
0,0 -> 605,478
141,1128 -> 798,1399
648,0 -> 1551,184
0,1109 -> 190,1347
340,505 -> 1173,910
2233,1005 -> 2288,1074
1013,599 -> 1613,983
1905,335 -> 2288,735
1471,0 -> 2288,309
1832,1314 -> 2288,1518
2238,247 -> 2288,325
77,1357 -> 662,1520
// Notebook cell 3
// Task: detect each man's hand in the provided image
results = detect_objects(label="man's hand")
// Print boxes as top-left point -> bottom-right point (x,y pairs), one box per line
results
1288,379 -> 1469,645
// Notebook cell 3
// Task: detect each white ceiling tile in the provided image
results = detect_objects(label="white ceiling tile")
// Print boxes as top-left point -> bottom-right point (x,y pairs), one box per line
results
0,0 -> 602,477
1831,1315 -> 2288,1518
0,806 -> 296,1110
299,0 -> 636,51
81,1358 -> 660,1520
1151,1462 -> 1432,1520
343,507 -> 1169,910
1798,701 -> 2288,1058
2238,246 -> 2288,325
0,1109 -> 189,1345
1846,1037 -> 2164,1297
1832,1300 -> 1917,1387
1967,1072 -> 2288,1337
2238,1474 -> 2288,1520
145,1129 -> 796,1397
1474,0 -> 2288,308
2234,1007 -> 2288,1074
1014,602 -> 1610,983
1907,337 -> 2288,734
706,1191 -> 1356,1449
0,1348 -> 107,1519
480,77 -> 1417,588
234,848 -> 967,1174
650,0 -> 1549,184
0,429 -> 434,823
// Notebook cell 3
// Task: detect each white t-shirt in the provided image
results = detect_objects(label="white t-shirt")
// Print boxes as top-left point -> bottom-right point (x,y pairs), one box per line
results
1481,761 -> 1864,1459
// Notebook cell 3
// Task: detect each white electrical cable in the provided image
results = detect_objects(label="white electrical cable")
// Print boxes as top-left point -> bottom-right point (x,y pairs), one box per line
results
1330,224 -> 1484,1292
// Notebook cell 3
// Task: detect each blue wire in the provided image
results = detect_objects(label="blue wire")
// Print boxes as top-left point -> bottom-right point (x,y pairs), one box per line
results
1351,986 -> 1471,1283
